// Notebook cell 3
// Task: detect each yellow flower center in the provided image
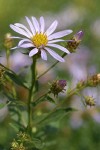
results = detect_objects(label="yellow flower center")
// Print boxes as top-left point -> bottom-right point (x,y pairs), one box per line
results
31,32 -> 48,48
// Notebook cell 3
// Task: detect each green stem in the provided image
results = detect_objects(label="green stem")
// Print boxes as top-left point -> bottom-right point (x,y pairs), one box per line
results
5,48 -> 17,98
37,53 -> 67,79
37,85 -> 86,125
32,91 -> 50,106
27,57 -> 36,134
6,48 -> 10,68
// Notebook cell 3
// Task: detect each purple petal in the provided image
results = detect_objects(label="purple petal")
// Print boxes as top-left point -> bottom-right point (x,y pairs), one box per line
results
45,47 -> 65,62
45,20 -> 58,36
10,24 -> 30,38
19,43 -> 34,48
40,16 -> 45,33
29,48 -> 38,57
47,43 -> 70,54
48,39 -> 65,43
48,30 -> 73,40
14,23 -> 33,37
25,17 -> 35,35
9,36 -> 24,39
18,39 -> 32,46
41,49 -> 47,60
11,46 -> 18,50
32,17 -> 40,33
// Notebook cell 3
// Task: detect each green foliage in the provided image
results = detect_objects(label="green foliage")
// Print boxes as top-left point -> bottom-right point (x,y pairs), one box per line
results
0,0 -> 100,149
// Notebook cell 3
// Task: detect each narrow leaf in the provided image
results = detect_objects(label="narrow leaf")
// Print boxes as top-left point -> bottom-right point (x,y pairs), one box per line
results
5,71 -> 28,89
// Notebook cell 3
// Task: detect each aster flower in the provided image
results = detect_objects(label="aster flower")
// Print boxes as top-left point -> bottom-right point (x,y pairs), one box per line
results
10,16 -> 72,62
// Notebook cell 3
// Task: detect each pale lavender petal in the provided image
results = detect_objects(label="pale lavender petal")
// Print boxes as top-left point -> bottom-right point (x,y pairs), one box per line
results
18,39 -> 32,46
15,23 -> 33,37
32,17 -> 40,33
9,36 -> 24,39
10,24 -> 30,38
19,43 -> 34,48
40,16 -> 45,33
29,48 -> 38,57
47,43 -> 70,54
25,17 -> 35,35
11,46 -> 18,50
48,39 -> 65,43
45,47 -> 65,62
48,30 -> 73,40
45,20 -> 58,36
41,49 -> 47,60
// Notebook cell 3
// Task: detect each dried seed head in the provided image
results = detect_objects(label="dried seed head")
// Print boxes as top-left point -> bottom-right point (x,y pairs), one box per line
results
50,80 -> 67,96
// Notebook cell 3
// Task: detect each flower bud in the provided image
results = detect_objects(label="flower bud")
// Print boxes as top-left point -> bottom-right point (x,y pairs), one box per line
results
17,132 -> 30,141
87,74 -> 100,87
76,80 -> 85,89
67,31 -> 84,52
4,33 -> 13,49
50,80 -> 67,96
0,65 -> 5,84
97,73 -> 100,82
84,96 -> 95,107
74,31 -> 84,42
11,139 -> 19,149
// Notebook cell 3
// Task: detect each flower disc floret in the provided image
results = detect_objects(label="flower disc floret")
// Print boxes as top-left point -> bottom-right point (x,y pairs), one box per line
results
31,32 -> 48,48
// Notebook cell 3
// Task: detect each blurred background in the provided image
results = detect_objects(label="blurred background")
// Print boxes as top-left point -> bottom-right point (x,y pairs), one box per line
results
0,0 -> 100,149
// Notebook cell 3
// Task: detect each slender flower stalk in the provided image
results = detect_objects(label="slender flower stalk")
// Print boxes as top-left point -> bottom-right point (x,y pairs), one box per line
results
10,16 -> 72,62
37,52 -> 67,79
4,33 -> 13,68
27,57 -> 36,134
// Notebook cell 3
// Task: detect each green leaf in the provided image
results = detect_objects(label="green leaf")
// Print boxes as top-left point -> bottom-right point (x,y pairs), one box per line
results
25,138 -> 44,149
9,119 -> 24,131
33,138 -> 44,149
0,101 -> 10,109
46,95 -> 55,104
0,103 -> 6,109
32,94 -> 55,106
5,71 -> 28,89
38,107 -> 76,125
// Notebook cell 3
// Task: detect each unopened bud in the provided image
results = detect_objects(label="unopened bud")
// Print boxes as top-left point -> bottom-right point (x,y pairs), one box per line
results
67,31 -> 84,52
4,33 -> 13,49
0,65 -> 5,84
84,96 -> 95,107
87,74 -> 100,87
74,31 -> 84,42
11,139 -> 19,149
76,80 -> 85,89
97,73 -> 100,81
50,80 -> 67,96
17,132 -> 30,141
